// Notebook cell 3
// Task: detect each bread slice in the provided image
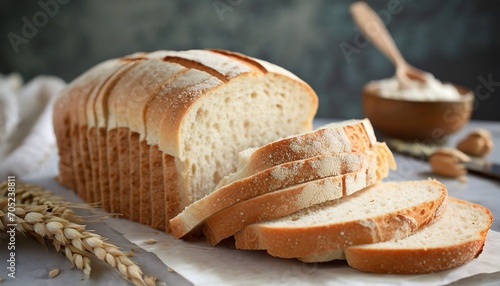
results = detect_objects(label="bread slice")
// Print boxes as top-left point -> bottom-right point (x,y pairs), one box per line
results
120,58 -> 187,225
204,166 -> 381,246
116,127 -> 130,217
217,119 -> 377,189
149,144 -> 165,229
234,180 -> 448,258
128,132 -> 141,222
138,139 -> 151,225
343,197 -> 492,274
171,142 -> 394,239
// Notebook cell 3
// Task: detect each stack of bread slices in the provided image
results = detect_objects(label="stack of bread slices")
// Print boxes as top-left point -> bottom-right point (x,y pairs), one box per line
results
170,119 -> 493,274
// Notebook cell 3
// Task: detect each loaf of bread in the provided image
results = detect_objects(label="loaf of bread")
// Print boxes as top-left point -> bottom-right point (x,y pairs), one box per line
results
53,49 -> 492,275
53,49 -> 318,230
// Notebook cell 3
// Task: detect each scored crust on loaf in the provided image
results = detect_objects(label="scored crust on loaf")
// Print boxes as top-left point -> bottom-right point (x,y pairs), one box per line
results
171,142 -> 394,239
53,49 -> 319,231
203,166 -> 383,246
217,119 -> 377,188
343,197 -> 493,274
234,180 -> 448,258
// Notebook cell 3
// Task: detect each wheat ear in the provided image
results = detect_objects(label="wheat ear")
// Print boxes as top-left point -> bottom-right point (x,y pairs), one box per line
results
0,182 -> 154,286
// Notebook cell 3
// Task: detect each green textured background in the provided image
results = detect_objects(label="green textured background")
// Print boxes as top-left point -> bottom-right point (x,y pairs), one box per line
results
1,0 -> 499,120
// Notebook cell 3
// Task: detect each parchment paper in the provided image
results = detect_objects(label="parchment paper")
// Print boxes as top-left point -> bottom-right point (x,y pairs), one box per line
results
107,217 -> 500,286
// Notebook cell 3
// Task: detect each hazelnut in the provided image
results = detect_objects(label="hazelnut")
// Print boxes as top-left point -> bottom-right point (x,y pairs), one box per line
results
457,128 -> 494,157
429,147 -> 470,178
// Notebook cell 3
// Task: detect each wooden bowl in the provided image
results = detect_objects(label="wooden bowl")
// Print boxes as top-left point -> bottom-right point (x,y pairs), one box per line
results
362,82 -> 474,141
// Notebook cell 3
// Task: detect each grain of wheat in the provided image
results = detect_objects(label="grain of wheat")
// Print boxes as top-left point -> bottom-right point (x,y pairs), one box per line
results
48,268 -> 60,278
144,275 -> 157,285
143,239 -> 157,245
124,250 -> 135,257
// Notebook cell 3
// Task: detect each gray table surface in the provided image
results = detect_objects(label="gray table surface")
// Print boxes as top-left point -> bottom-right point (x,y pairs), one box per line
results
1,119 -> 499,286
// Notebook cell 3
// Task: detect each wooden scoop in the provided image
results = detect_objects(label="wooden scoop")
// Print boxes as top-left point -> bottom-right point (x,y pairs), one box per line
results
350,1 -> 428,88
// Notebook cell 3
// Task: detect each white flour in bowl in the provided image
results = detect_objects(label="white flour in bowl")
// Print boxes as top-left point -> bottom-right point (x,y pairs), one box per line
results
370,74 -> 462,101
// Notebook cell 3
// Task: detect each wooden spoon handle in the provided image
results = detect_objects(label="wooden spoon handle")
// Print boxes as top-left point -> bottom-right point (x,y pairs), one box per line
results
350,1 -> 406,67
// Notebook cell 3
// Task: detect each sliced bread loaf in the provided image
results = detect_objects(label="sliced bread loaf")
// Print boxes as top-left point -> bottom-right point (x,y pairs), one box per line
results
234,180 -> 447,258
202,143 -> 395,245
54,49 -> 319,231
170,148 -> 378,239
204,167 -> 380,245
216,119 -> 377,189
343,197 -> 493,274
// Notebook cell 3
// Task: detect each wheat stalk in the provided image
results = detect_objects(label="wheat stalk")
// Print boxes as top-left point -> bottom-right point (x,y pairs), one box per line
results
0,181 -> 84,222
0,182 -> 155,286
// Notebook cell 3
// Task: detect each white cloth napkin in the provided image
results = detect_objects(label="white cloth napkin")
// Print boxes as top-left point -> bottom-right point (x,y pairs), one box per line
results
0,73 -> 66,178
